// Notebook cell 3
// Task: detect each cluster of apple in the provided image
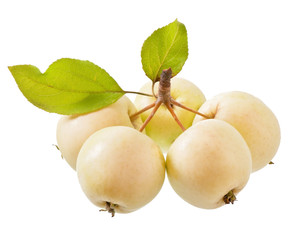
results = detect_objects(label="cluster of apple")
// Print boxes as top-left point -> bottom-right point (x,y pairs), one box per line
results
56,70 -> 281,216
7,19 -> 280,217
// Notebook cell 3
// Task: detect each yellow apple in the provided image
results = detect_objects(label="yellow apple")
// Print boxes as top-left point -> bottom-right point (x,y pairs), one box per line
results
193,91 -> 281,172
166,119 -> 252,209
76,126 -> 165,215
134,77 -> 206,152
56,95 -> 143,170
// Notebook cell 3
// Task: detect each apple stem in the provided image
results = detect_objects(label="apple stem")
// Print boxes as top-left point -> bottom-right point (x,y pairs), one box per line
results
171,99 -> 211,119
130,102 -> 156,119
223,190 -> 237,204
52,144 -> 63,159
166,102 -> 186,131
99,201 -> 115,217
139,100 -> 162,132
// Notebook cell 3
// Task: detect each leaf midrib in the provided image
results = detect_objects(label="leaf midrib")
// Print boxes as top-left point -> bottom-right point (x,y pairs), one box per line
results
154,25 -> 180,81
22,74 -> 123,95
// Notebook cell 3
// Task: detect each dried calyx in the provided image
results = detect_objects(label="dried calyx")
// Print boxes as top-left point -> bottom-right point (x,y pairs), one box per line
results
99,202 -> 116,217
223,190 -> 237,204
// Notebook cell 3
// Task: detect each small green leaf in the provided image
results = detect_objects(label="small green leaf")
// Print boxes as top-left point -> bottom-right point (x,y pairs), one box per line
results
141,19 -> 188,82
8,58 -> 124,115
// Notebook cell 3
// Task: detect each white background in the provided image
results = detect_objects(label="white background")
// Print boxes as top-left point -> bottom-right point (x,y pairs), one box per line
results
1,0 -> 305,239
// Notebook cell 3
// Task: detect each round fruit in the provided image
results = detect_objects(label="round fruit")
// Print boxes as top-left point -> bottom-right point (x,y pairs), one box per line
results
134,77 -> 205,152
76,126 -> 165,215
56,95 -> 143,170
166,119 -> 252,209
193,91 -> 281,172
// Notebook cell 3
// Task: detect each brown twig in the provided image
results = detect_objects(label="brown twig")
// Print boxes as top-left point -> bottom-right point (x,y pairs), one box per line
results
137,68 -> 208,133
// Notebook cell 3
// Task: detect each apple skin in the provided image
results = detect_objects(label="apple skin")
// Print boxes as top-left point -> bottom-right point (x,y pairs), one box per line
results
134,77 -> 206,152
193,91 -> 281,172
166,119 -> 252,209
56,95 -> 143,170
76,126 -> 165,214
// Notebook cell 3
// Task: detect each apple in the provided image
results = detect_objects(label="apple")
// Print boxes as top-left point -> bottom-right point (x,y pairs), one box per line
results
134,77 -> 205,152
193,91 -> 281,172
166,119 -> 252,209
76,126 -> 165,215
56,95 -> 143,170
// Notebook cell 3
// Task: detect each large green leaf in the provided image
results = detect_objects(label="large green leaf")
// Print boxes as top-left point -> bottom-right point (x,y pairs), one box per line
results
141,19 -> 188,82
9,58 -> 124,115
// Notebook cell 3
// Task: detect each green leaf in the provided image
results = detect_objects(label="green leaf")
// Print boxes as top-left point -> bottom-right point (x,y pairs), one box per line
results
141,19 -> 188,82
8,58 -> 124,115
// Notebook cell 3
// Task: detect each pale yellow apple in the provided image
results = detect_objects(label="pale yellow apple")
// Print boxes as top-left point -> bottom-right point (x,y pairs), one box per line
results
134,77 -> 206,152
193,91 -> 281,172
166,119 -> 252,209
56,95 -> 143,170
76,126 -> 165,214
